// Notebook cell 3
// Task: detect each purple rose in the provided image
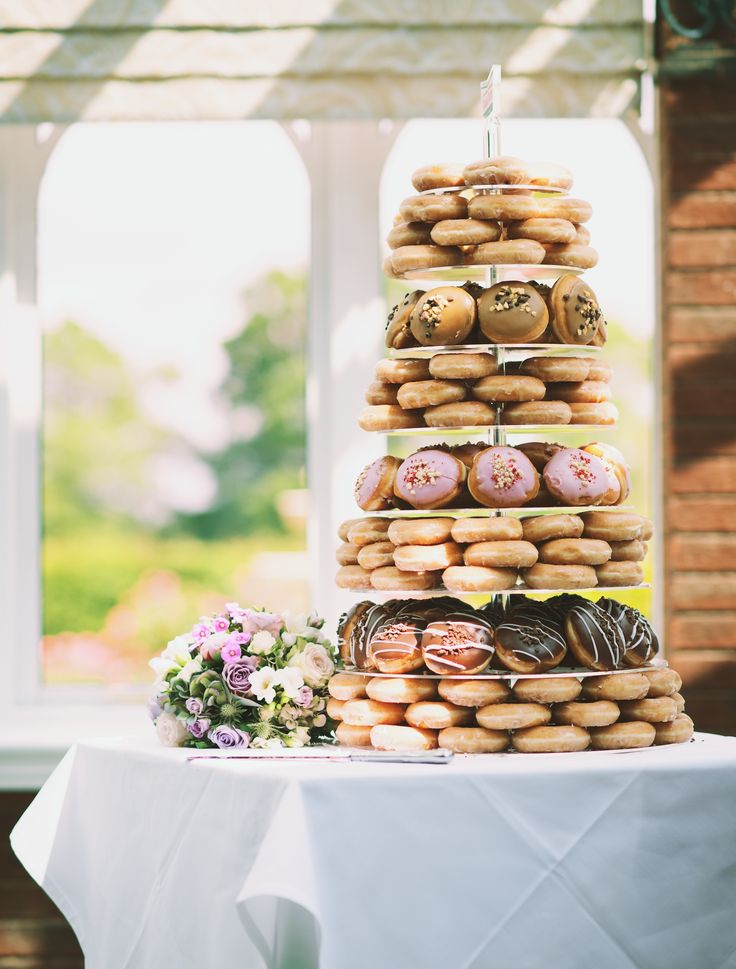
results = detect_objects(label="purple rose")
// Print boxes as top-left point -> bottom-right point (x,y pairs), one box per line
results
208,725 -> 250,749
222,658 -> 257,696
147,695 -> 165,720
185,697 -> 203,716
187,718 -> 211,739
294,686 -> 313,708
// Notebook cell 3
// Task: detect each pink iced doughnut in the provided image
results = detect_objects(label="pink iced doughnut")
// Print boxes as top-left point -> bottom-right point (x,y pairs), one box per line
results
543,447 -> 610,507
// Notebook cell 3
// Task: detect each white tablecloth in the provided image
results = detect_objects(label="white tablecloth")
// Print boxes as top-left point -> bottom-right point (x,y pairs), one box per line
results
10,735 -> 736,969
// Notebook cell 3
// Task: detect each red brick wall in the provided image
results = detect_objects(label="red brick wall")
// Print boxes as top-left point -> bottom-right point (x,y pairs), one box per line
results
661,76 -> 736,734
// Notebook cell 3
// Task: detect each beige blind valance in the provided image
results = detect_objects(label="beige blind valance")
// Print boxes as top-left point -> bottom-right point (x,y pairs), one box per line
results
0,0 -> 646,122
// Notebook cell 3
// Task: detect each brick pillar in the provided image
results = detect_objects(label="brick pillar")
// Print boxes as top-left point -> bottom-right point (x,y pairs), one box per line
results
660,76 -> 736,734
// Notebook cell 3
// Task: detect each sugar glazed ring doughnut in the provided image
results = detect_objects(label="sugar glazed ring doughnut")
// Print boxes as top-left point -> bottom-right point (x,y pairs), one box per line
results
429,352 -> 497,380
451,516 -> 522,543
653,714 -> 694,745
581,672 -> 649,701
521,514 -> 584,543
438,726 -> 510,753
410,286 -> 478,346
391,245 -> 462,275
387,518 -> 453,546
370,567 -> 439,592
468,446 -> 540,508
472,374 -> 546,403
385,289 -> 424,349
538,538 -> 612,566
328,672 -> 368,701
394,449 -> 467,509
642,667 -> 682,697
464,540 -> 538,569
595,561 -> 644,586
522,563 -> 598,590
527,161 -> 574,191
502,401 -> 573,425
443,565 -> 518,593
336,564 -> 373,589
477,702 -> 551,731
538,197 -> 593,223
411,163 -> 466,192
375,357 -> 430,384
326,696 -> 347,720
354,455 -> 402,511
394,542 -> 464,572
371,724 -> 438,751
400,193 -> 468,223
512,724 -> 590,753
438,678 -> 510,708
347,518 -> 390,546
544,243 -> 599,269
357,542 -> 395,570
359,405 -> 424,431
431,219 -> 502,246
406,700 -> 474,730
554,700 -> 620,727
550,275 -> 604,345
554,381 -> 611,404
397,379 -> 467,410
386,222 -> 433,250
335,722 -> 373,747
513,677 -> 582,704
619,696 -> 679,723
338,518 -> 364,542
463,239 -> 546,267
464,156 -> 530,185
478,282 -> 549,344
509,218 -> 576,244
468,194 -> 541,222
581,511 -> 647,542
520,356 -> 591,383
366,676 -> 438,704
365,381 -> 399,405
589,721 -> 655,750
567,402 -> 619,425
424,401 -> 497,428
609,543 -> 646,564
336,542 -> 360,566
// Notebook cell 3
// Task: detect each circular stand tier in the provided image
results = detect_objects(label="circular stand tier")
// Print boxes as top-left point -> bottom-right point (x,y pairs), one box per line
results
364,505 -> 635,519
394,263 -> 586,283
344,583 -> 649,599
389,342 -> 603,360
336,662 -> 663,681
417,183 -> 570,197
370,423 -> 616,437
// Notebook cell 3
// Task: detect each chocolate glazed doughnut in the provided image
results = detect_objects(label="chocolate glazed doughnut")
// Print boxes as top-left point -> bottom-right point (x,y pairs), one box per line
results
598,598 -> 659,667
564,600 -> 626,671
494,605 -> 567,673
369,613 -> 427,674
422,612 -> 495,675
349,602 -> 397,670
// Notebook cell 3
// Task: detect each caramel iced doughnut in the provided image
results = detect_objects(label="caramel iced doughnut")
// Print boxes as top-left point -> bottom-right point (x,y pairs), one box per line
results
464,540 -> 538,569
463,239 -> 546,267
359,405 -> 424,432
581,672 -> 649,701
400,193 -> 468,223
336,565 -> 373,589
370,566 -> 439,592
544,243 -> 599,269
554,699 -> 620,728
538,197 -> 593,223
366,677 -> 438,704
394,542 -> 464,572
538,538 -> 612,566
394,448 -> 467,509
523,563 -> 597,590
550,275 -> 604,345
388,518 -> 453,547
391,245 -> 462,275
502,401 -> 573,425
429,352 -> 497,381
468,446 -> 540,508
513,677 -> 582,704
438,726 -> 510,753
609,539 -> 647,562
589,721 -> 655,750
386,221 -> 433,249
643,667 -> 682,698
567,402 -> 619,425
357,541 -> 396,570
347,518 -> 390,546
513,724 -> 590,753
443,565 -> 518,593
335,722 -> 373,747
654,714 -> 694,745
517,441 -> 565,471
472,374 -> 546,403
329,673 -> 368,701
464,156 -> 530,186
478,282 -> 549,344
371,724 -> 438,751
521,514 -> 584,544
520,356 -> 591,383
336,542 -> 360,566
438,678 -> 510,708
468,194 -> 541,222
595,561 -> 644,586
375,357 -> 430,384
581,511 -> 646,542
354,455 -> 402,511
397,379 -> 467,410
564,600 -> 625,671
574,224 -> 591,244
411,163 -> 466,192
477,702 -> 551,731
431,219 -> 502,246
509,218 -> 576,244
326,696 -> 347,721
451,517 -> 523,543
365,381 -> 400,405
619,696 -> 678,723
554,381 -> 611,404
410,286 -> 477,346
406,700 -> 474,730
385,290 -> 424,350
424,401 -> 497,428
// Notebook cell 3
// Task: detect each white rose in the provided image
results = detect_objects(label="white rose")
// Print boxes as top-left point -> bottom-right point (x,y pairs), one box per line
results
250,630 -> 276,655
163,635 -> 193,659
274,667 -> 304,699
249,666 -> 278,703
289,726 -> 310,747
175,657 -> 202,684
149,654 -> 178,678
155,712 -> 189,748
283,611 -> 310,637
292,643 -> 335,688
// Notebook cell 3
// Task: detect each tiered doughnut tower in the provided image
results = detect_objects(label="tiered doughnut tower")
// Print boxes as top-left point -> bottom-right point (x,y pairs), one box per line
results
326,139 -> 694,755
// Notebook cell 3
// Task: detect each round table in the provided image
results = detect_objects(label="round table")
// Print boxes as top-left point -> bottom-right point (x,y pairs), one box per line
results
11,734 -> 736,969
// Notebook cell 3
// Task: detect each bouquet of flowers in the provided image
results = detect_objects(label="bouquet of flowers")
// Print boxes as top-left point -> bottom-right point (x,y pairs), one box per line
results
148,604 -> 336,749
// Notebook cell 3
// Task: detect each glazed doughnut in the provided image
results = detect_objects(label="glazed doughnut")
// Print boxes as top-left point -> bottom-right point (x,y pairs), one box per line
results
385,290 -> 424,350
464,540 -> 538,569
451,516 -> 523,543
527,162 -> 574,191
387,518 -> 453,546
589,720 -> 655,750
517,441 -> 566,471
383,255 -> 402,279
438,678 -> 510,708
538,197 -> 593,223
354,455 -> 402,511
406,700 -> 474,730
522,563 -> 597,590
335,722 -> 373,747
365,380 -> 399,405
429,352 -> 497,381
410,286 -> 478,346
643,667 -> 682,698
375,357 -> 430,384
513,677 -> 582,704
468,446 -> 540,508
394,542 -> 464,572
513,724 -> 590,753
544,243 -> 599,269
366,676 -> 438,704
595,561 -> 644,586
411,163 -> 466,192
581,672 -> 649,701
438,726 -> 510,753
431,219 -> 502,246
394,449 -> 467,509
653,714 -> 694,745
554,700 -> 620,727
640,519 -> 654,541
386,221 -> 433,249
338,518 -> 363,542
472,374 -> 546,403
397,379 -> 467,410
463,156 -> 530,186
347,518 -> 390,546
443,565 -> 518,593
468,194 -> 541,222
538,538 -> 612,566
370,566 -> 439,592
370,724 -> 438,751
550,275 -> 604,346
336,565 -> 373,589
619,695 -> 678,724
328,672 -> 368,701
509,218 -> 576,244
581,511 -> 646,542
357,541 -> 396,570
587,362 -> 613,386
326,696 -> 347,721
567,402 -> 619,425
521,514 -> 584,544
502,401 -> 573,425
424,401 -> 497,428
574,224 -> 591,244
336,542 -> 360,566
609,539 -> 647,562
672,692 -> 686,714
359,405 -> 424,431
463,239 -> 546,266
476,702 -> 551,731
554,381 -> 611,404
520,356 -> 591,383
400,193 -> 468,223
564,600 -> 625,671
391,245 -> 462,275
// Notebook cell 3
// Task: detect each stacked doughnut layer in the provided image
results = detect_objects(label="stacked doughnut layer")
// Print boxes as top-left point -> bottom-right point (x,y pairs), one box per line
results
329,667 -> 692,754
336,511 -> 652,594
386,158 -> 599,275
363,352 -> 616,431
